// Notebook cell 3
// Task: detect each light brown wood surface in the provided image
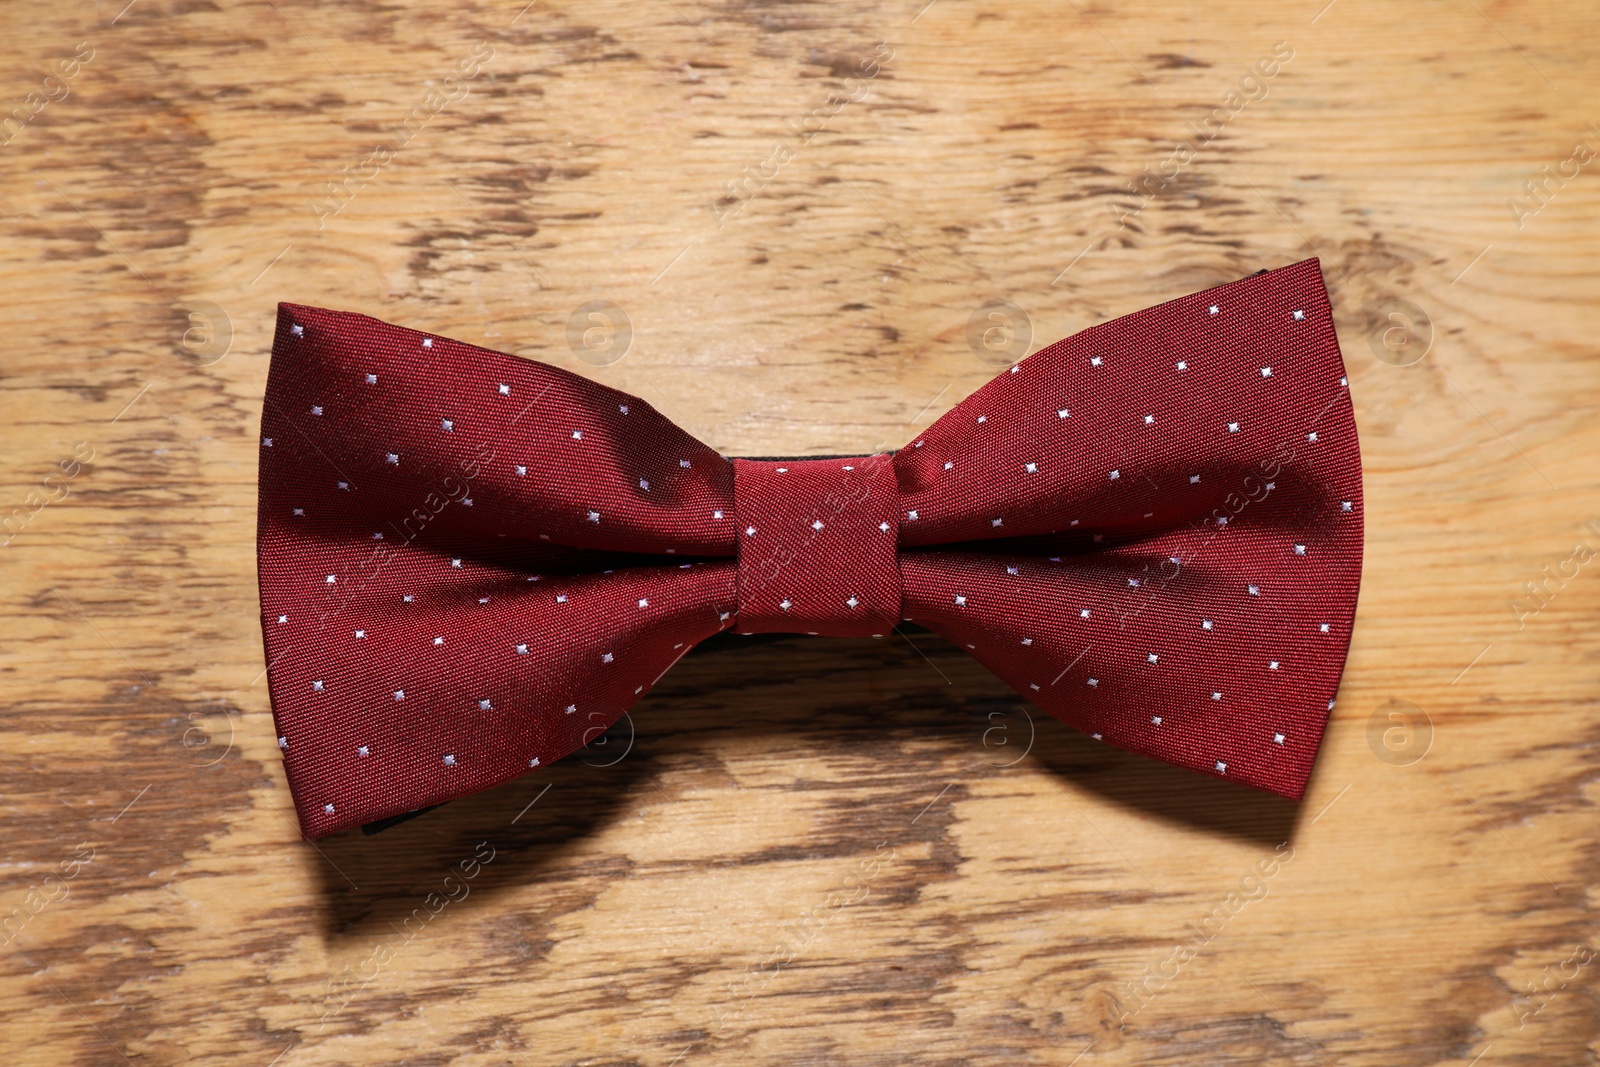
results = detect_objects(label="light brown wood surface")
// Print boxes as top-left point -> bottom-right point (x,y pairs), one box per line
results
2,1 -> 1598,1064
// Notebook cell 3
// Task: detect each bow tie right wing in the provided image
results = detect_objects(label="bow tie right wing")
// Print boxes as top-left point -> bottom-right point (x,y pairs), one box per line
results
894,258 -> 1363,799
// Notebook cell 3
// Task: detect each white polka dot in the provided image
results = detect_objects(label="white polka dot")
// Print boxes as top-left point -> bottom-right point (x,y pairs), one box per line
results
516,643 -> 528,654
1227,422 -> 1240,433
1176,360 -> 1188,370
587,511 -> 601,523
1274,732 -> 1286,745
1208,305 -> 1219,315
1215,761 -> 1227,773
1202,619 -> 1213,630
441,418 -> 454,432
366,374 -> 378,384
394,690 -> 405,700
1189,474 -> 1200,484
907,510 -> 919,521
954,594 -> 968,606
498,383 -> 510,395
311,680 -> 324,692
422,337 -> 433,348
1293,309 -> 1306,321
1057,408 -> 1071,419
323,802 -> 335,814
443,754 -> 456,766
1319,623 -> 1330,633
601,652 -> 614,663
278,736 -> 288,749
290,323 -> 304,337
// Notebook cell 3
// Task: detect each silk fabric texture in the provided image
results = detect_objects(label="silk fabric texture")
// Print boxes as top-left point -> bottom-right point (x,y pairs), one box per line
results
258,258 -> 1363,839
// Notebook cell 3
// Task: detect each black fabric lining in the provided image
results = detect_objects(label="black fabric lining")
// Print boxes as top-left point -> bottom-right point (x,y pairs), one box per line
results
730,453 -> 894,461
360,804 -> 441,835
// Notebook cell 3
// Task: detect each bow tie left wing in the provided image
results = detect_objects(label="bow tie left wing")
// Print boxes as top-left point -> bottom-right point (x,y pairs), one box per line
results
257,304 -> 740,836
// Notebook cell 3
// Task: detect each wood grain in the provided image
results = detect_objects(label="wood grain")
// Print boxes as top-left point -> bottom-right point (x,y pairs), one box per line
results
2,1 -> 1598,1064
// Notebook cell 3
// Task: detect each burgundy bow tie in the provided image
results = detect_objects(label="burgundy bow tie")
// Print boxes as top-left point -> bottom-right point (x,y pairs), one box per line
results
259,257 -> 1362,839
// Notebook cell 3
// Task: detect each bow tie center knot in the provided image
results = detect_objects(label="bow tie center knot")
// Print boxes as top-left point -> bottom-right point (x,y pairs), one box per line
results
731,457 -> 902,637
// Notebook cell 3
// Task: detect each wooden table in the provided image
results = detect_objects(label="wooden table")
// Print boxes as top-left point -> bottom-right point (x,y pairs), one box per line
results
3,1 -> 1596,1064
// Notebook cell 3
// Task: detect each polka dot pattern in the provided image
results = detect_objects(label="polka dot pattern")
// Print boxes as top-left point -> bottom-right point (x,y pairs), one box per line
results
259,257 -> 1362,838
